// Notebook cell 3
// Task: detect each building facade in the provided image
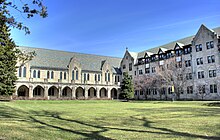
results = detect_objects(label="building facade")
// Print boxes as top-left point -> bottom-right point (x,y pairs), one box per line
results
121,25 -> 220,100
15,24 -> 220,100
15,47 -> 122,100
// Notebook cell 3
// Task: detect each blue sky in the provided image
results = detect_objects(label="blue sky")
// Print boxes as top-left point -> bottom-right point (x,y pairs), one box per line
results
11,0 -> 220,57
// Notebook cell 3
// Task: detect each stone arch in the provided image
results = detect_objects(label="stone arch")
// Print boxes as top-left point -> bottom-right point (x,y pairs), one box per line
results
88,87 -> 96,98
17,85 -> 29,97
62,86 -> 72,97
33,85 -> 44,97
111,88 -> 118,99
48,86 -> 59,98
76,87 -> 84,99
100,87 -> 107,98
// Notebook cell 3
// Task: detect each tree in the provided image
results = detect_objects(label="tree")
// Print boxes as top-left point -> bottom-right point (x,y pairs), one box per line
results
120,72 -> 134,100
156,57 -> 187,100
0,0 -> 47,96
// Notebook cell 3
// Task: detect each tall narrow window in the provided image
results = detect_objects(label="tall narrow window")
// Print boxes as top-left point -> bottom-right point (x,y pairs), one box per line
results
84,73 -> 86,81
108,73 -> 110,82
33,70 -> 36,78
98,74 -> 100,81
18,67 -> 22,77
64,72 -> 66,80
23,67 -> 26,77
37,70 -> 40,78
72,70 -> 74,80
51,71 -> 54,79
60,72 -> 62,79
95,74 -> 97,81
76,70 -> 78,80
87,73 -> 90,81
105,73 -> 107,81
47,71 -> 50,79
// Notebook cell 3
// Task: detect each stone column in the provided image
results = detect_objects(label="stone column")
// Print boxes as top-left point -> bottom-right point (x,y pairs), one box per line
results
29,85 -> 33,98
96,87 -> 100,99
44,86 -> 48,99
107,88 -> 111,99
58,86 -> 61,98
84,87 -> 88,99
117,88 -> 120,99
72,86 -> 76,99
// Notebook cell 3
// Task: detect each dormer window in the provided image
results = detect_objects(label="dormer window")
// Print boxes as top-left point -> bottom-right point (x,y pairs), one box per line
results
196,44 -> 202,52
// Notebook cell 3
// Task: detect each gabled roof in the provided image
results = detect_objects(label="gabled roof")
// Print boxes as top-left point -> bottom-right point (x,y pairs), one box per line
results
137,26 -> 220,59
128,51 -> 138,63
19,47 -> 122,74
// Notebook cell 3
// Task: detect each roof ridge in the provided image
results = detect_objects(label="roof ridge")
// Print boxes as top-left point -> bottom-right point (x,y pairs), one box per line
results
19,46 -> 122,59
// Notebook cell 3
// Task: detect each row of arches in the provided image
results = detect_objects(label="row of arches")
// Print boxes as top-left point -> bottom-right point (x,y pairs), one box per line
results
17,85 -> 118,99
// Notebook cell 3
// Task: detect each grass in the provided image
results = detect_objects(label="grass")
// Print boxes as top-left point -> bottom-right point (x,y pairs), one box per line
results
0,100 -> 220,140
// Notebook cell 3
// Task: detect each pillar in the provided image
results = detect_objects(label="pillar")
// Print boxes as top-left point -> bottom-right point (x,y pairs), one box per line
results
58,86 -> 61,98
117,88 -> 120,99
44,86 -> 48,99
72,86 -> 76,99
107,88 -> 111,99
84,87 -> 88,99
96,87 -> 100,98
29,85 -> 33,98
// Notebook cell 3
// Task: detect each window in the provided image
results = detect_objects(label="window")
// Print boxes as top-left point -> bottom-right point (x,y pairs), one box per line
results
23,67 -> 26,77
209,70 -> 216,78
105,73 -> 107,81
72,70 -> 74,80
196,44 -> 202,52
185,60 -> 191,67
140,90 -> 143,95
184,47 -> 192,54
186,73 -> 192,80
108,73 -> 110,82
196,57 -> 203,65
207,55 -> 215,63
178,74 -> 183,80
64,72 -> 66,80
176,62 -> 182,68
135,71 -> 136,75
60,72 -> 62,79
152,89 -> 157,95
199,85 -> 206,94
115,75 -> 117,82
18,67 -> 22,77
98,74 -> 100,81
51,71 -> 54,79
123,65 -> 126,69
139,70 -> 143,75
207,41 -> 214,49
76,70 -> 78,80
47,71 -> 50,79
145,68 -> 150,74
37,70 -> 40,78
198,71 -> 204,79
175,50 -> 182,56
33,70 -> 36,78
129,63 -> 132,71
210,84 -> 217,93
187,86 -> 193,94
178,87 -> 184,94
87,73 -> 90,81
152,67 -> 156,73
95,74 -> 97,81
146,88 -> 151,95
168,87 -> 172,94
84,73 -> 86,81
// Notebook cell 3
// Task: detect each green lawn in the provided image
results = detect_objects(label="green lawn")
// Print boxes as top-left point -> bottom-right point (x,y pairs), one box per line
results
0,100 -> 220,140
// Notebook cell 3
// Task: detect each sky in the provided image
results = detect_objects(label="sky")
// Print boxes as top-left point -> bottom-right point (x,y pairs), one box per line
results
10,0 -> 220,58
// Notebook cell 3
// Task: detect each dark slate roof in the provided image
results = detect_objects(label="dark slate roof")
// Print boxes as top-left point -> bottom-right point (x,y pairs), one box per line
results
19,47 -> 122,74
137,26 -> 220,58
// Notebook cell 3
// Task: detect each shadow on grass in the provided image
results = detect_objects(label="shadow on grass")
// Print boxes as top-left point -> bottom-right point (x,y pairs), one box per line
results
0,105 -> 220,139
203,102 -> 220,107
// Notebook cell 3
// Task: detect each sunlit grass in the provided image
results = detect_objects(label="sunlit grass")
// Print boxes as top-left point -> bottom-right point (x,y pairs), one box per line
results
0,100 -> 219,139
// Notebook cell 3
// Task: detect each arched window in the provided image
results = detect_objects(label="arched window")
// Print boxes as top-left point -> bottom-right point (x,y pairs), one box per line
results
47,71 -> 50,79
33,70 -> 36,78
72,70 -> 74,80
18,67 -> 22,77
95,74 -> 97,81
51,71 -> 54,79
60,72 -> 62,79
108,73 -> 110,82
37,70 -> 40,78
23,67 -> 26,77
98,74 -> 100,81
64,72 -> 67,80
105,73 -> 107,81
76,70 -> 78,80
87,73 -> 90,81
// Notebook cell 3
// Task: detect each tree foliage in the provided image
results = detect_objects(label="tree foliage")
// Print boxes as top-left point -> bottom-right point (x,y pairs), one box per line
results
120,72 -> 134,100
0,0 -> 47,95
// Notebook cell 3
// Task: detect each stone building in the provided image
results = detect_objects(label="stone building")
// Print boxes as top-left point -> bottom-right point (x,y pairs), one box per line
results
121,25 -> 220,100
15,24 -> 220,100
15,47 -> 122,99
